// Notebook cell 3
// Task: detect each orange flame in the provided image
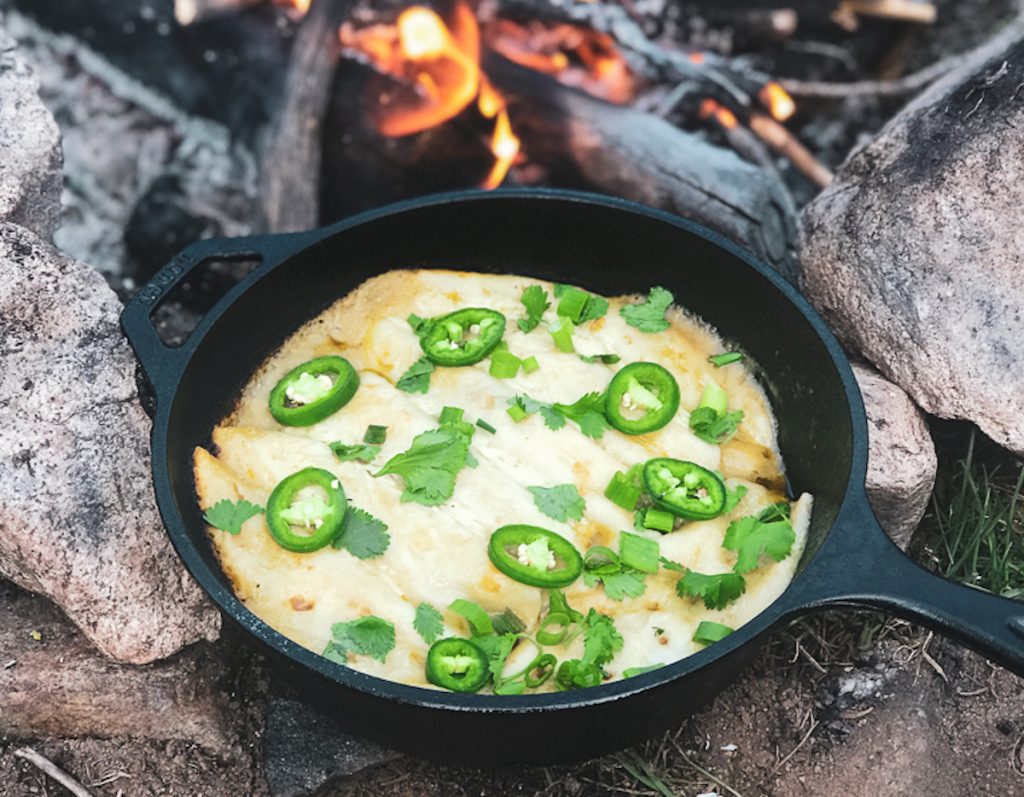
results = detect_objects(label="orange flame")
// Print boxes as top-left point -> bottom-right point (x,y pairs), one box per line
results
699,98 -> 738,130
759,82 -> 795,122
479,78 -> 521,189
486,20 -> 633,104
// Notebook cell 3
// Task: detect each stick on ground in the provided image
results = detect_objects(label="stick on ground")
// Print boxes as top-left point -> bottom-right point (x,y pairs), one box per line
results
14,747 -> 96,797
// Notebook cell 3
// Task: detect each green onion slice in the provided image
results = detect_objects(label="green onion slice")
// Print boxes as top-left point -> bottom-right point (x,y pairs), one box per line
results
693,620 -> 734,645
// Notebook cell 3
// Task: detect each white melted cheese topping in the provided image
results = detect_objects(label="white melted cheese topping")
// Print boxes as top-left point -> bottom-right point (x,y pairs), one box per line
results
193,270 -> 811,690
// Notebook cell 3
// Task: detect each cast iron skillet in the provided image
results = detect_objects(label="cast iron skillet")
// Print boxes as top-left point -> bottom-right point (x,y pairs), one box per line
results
121,189 -> 1024,764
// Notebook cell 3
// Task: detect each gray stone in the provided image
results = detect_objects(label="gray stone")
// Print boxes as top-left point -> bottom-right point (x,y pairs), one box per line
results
264,685 -> 400,797
0,26 -> 62,240
0,222 -> 220,663
799,37 -> 1024,456
854,363 -> 938,549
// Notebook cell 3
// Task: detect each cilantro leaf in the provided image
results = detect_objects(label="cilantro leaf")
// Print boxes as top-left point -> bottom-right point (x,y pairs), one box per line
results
528,484 -> 586,523
579,353 -> 620,364
539,404 -> 567,430
329,441 -> 381,463
660,556 -> 685,573
555,609 -> 623,689
689,406 -> 745,445
583,570 -> 646,601
413,602 -> 444,644
397,357 -> 434,394
474,633 -> 518,680
323,616 -> 396,664
621,286 -> 674,333
332,506 -> 390,558
758,501 -> 791,523
723,514 -> 796,574
553,392 -> 611,439
374,420 -> 474,506
676,570 -> 746,610
722,483 -> 748,514
518,285 -> 550,333
583,608 -> 623,667
203,499 -> 263,535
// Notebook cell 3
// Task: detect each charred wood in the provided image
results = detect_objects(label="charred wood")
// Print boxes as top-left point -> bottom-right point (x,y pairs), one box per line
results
259,0 -> 353,232
485,54 -> 798,274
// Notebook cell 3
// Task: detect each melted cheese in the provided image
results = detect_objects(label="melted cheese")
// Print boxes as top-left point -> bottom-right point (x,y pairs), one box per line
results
193,270 -> 811,689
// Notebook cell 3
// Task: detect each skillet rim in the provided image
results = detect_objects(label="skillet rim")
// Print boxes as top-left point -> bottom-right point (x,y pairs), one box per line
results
146,187 -> 869,713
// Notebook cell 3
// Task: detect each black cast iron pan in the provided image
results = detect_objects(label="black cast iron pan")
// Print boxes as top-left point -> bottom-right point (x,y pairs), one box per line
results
121,189 -> 1024,764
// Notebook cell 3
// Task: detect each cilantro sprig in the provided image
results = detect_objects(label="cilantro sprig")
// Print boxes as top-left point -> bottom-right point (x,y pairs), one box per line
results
396,356 -> 434,394
331,506 -> 390,559
528,484 -> 586,523
507,392 -> 610,439
621,286 -> 673,333
689,382 -> 744,444
323,616 -> 396,664
518,285 -> 550,333
555,609 -> 623,689
723,508 -> 796,574
675,569 -> 747,610
413,602 -> 444,644
374,416 -> 475,506
203,499 -> 263,535
582,532 -> 659,601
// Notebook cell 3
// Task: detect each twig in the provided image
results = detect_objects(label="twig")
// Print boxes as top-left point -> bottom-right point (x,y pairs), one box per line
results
781,6 -> 1024,98
748,112 -> 833,188
771,719 -> 820,775
13,748 -> 96,797
668,738 -> 746,797
920,631 -> 950,683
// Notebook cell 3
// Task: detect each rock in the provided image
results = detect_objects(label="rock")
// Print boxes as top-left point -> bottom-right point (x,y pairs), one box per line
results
854,363 -> 938,549
263,684 -> 400,797
799,37 -> 1024,456
0,222 -> 219,663
0,27 -> 62,240
0,580 -> 239,756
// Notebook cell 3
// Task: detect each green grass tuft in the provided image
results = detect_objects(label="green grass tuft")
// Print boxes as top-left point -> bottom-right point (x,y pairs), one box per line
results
927,433 -> 1024,599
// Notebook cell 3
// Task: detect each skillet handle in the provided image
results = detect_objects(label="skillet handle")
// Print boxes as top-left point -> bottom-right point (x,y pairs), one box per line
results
120,232 -> 313,403
793,497 -> 1024,676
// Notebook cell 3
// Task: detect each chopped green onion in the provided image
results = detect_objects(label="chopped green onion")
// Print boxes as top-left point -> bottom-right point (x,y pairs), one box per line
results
604,470 -> 642,511
495,340 -> 509,352
439,406 -> 465,424
619,531 -> 660,574
407,314 -> 430,335
579,353 -> 620,364
363,425 -> 388,444
491,608 -> 526,635
521,355 -> 540,374
623,663 -> 664,678
699,382 -> 729,415
476,418 -> 497,434
693,620 -> 734,645
537,612 -> 571,646
549,316 -> 575,353
507,404 -> 528,422
556,287 -> 590,323
642,508 -> 675,534
448,599 -> 494,636
489,350 -> 522,378
709,352 -> 743,367
525,653 -> 557,687
493,679 -> 527,695
583,545 -> 621,575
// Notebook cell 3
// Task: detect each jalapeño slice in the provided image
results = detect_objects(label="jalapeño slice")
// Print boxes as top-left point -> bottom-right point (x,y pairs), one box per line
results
269,356 -> 360,427
420,308 -> 507,366
604,362 -> 680,435
266,467 -> 347,552
426,637 -> 490,692
488,525 -> 583,588
642,458 -> 726,521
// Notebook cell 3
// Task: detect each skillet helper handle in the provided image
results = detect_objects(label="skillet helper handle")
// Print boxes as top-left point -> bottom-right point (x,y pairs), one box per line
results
797,499 -> 1024,676
120,233 -> 306,402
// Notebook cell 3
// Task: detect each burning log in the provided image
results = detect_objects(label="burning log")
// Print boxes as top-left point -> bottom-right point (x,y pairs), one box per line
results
486,54 -> 798,273
174,0 -> 265,25
259,0 -> 353,232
